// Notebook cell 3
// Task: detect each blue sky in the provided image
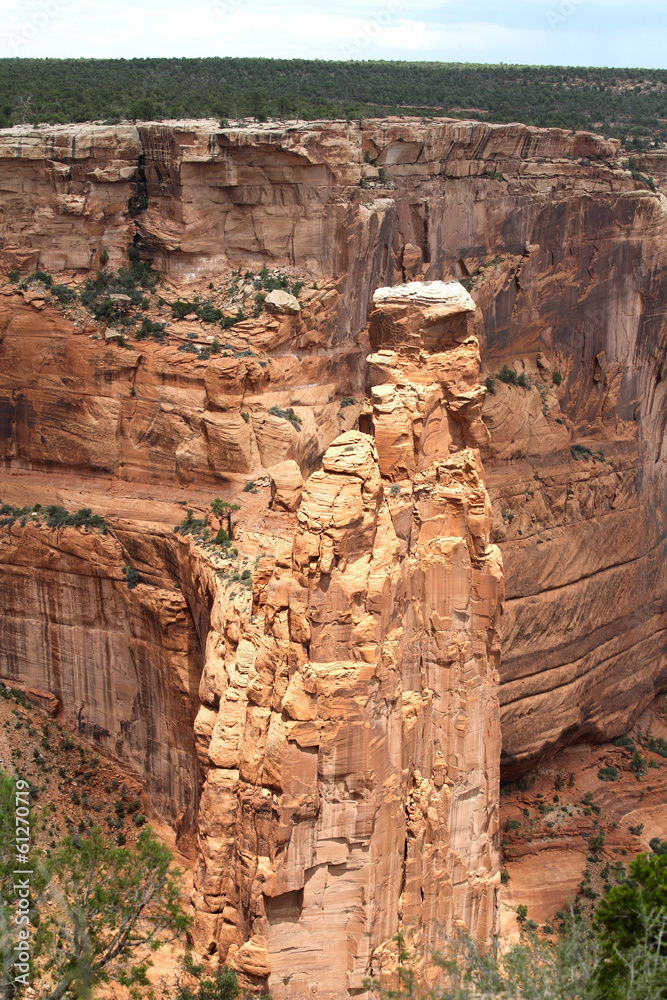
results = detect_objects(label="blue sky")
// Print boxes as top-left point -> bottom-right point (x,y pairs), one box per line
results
1,0 -> 666,67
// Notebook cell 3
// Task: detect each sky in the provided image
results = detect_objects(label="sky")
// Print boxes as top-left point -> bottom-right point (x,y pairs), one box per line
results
0,0 -> 666,67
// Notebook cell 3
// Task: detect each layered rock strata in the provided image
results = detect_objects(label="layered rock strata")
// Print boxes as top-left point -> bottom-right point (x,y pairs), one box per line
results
0,515 -> 209,842
191,282 -> 503,997
1,117 -> 666,768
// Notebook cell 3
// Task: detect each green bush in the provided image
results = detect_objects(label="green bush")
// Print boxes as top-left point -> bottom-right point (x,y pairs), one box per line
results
8,269 -> 19,283
171,299 -> 197,320
80,247 -> 160,325
175,965 -> 244,1000
26,269 -> 53,288
135,317 -> 166,341
598,766 -> 619,781
268,405 -> 302,431
122,564 -> 140,589
645,734 -> 667,757
630,749 -> 648,778
497,364 -> 519,385
41,505 -> 108,533
614,733 -> 635,749
593,849 -> 667,998
53,283 -> 77,304
197,300 -> 222,323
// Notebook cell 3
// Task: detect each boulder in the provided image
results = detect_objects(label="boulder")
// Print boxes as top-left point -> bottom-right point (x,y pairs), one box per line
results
264,289 -> 301,315
25,687 -> 59,716
268,459 -> 304,511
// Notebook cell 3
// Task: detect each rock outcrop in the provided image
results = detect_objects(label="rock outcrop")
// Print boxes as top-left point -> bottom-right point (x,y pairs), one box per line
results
0,516 -> 205,842
1,115 -> 667,994
1,117 -> 666,770
268,460 -> 304,511
191,283 -> 502,997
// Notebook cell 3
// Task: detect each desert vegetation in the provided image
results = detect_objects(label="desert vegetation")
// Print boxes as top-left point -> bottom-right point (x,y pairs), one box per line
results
1,60 -> 667,145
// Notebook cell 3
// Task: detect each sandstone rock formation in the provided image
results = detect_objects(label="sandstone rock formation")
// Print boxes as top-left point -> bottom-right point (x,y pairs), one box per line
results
264,290 -> 301,315
0,515 -> 204,841
268,459 -> 304,511
191,283 -> 502,997
1,117 -> 665,773
1,115 -> 667,995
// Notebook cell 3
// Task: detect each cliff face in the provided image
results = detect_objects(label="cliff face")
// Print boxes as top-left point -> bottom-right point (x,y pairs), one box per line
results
0,513 -> 218,844
192,284 -> 502,997
2,117 -> 666,769
1,116 -> 667,994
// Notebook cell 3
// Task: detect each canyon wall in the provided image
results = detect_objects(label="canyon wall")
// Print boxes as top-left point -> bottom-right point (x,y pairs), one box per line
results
1,116 -> 667,993
1,117 -> 666,770
0,512 -> 221,843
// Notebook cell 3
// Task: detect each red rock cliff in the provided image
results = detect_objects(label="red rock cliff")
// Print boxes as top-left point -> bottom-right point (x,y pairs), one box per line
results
1,115 -> 667,994
1,117 -> 665,769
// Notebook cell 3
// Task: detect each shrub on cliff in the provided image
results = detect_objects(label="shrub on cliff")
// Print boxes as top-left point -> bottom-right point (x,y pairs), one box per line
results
268,405 -> 302,431
259,267 -> 289,293
598,765 -> 619,781
122,564 -> 140,589
35,827 -> 189,1000
43,506 -> 108,533
24,270 -> 53,289
171,299 -> 197,320
80,247 -> 160,325
497,364 -> 519,385
197,301 -> 223,323
174,962 -> 272,1000
592,850 -> 667,999
52,284 -> 76,305
135,317 -> 166,341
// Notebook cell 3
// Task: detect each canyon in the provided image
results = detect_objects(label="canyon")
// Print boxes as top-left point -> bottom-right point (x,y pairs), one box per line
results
0,116 -> 666,997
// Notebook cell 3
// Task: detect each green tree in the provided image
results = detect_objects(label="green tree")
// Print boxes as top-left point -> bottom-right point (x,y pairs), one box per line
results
249,90 -> 268,123
176,966 -> 240,1000
210,499 -> 240,540
592,850 -> 667,999
37,827 -> 190,1000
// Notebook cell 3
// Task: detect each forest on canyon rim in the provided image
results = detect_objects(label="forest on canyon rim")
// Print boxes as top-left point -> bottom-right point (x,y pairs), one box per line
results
1,58 -> 667,146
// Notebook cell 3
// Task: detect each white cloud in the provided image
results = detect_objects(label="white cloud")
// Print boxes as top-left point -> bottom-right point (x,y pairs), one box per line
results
0,0 -> 665,65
